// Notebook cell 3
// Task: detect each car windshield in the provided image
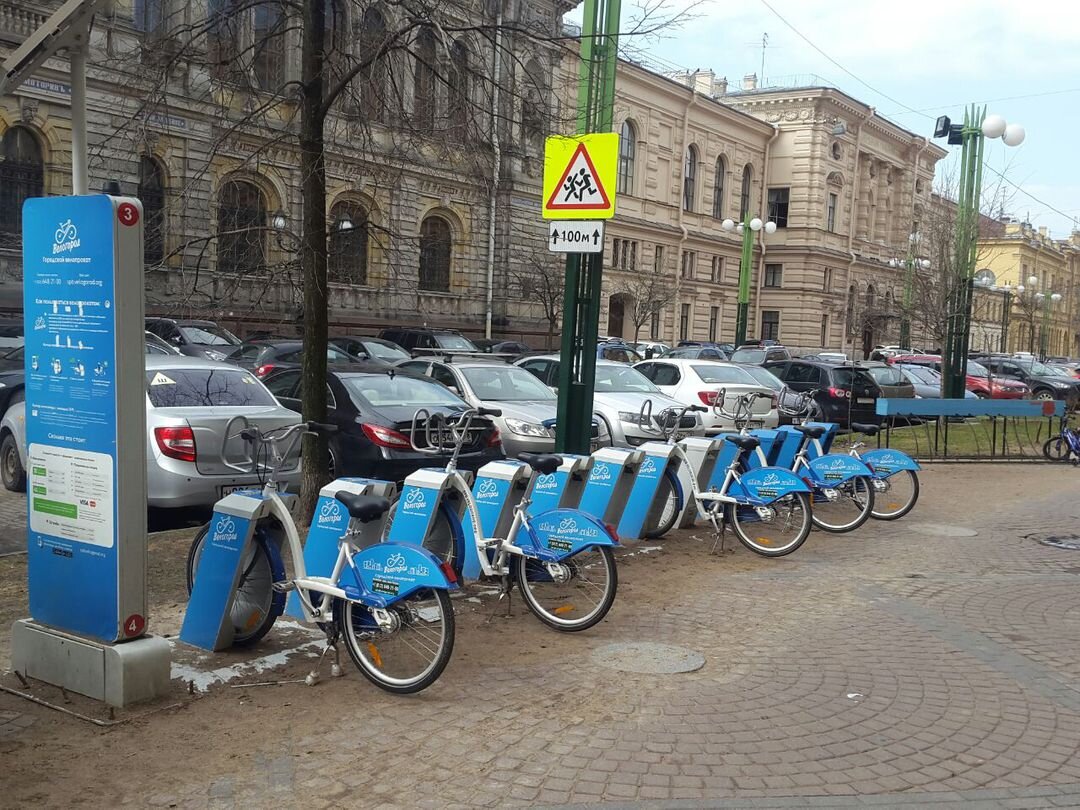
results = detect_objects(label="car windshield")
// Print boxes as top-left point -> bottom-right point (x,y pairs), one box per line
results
967,360 -> 990,378
899,365 -> 939,385
461,366 -> 556,401
1048,365 -> 1072,377
146,368 -> 276,407
180,324 -> 241,346
594,364 -> 660,393
435,334 -> 478,351
831,368 -> 877,389
1020,359 -> 1055,375
363,341 -> 410,362
341,373 -> 464,408
740,365 -> 784,390
4,345 -> 24,360
866,366 -> 904,386
691,364 -> 757,385
730,348 -> 765,364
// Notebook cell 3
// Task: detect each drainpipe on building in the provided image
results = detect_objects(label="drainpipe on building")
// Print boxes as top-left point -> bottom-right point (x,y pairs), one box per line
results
844,107 -> 876,358
675,89 -> 697,342
484,2 -> 505,340
752,124 -> 781,343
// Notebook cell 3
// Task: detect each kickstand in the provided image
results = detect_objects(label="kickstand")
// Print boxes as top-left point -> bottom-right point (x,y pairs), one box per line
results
709,517 -> 732,556
486,575 -> 513,623
306,628 -> 343,686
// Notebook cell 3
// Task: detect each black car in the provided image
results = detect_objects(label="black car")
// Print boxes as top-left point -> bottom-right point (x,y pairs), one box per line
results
378,327 -> 480,355
145,318 -> 241,362
971,353 -> 1080,404
330,335 -> 410,365
226,340 -> 356,378
764,359 -> 882,428
476,339 -> 531,356
0,345 -> 22,372
262,363 -> 504,481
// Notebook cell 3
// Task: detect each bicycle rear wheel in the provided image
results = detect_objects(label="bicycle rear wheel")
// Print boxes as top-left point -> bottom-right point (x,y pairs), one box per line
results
869,470 -> 919,520
381,497 -> 458,568
642,469 -> 681,539
811,476 -> 875,533
336,588 -> 455,695
1043,436 -> 1070,462
727,493 -> 812,557
514,546 -> 617,632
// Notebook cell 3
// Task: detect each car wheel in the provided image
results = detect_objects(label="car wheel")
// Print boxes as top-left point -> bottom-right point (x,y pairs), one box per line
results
327,442 -> 339,477
1,433 -> 26,492
1033,389 -> 1054,402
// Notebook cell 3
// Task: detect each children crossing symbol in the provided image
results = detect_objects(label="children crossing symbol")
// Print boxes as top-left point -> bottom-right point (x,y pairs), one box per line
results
542,133 -> 618,220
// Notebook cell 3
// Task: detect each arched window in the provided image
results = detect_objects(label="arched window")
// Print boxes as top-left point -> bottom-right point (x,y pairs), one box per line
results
412,27 -> 437,131
139,156 -> 166,266
217,179 -> 267,275
419,216 -> 452,292
329,202 -> 369,285
253,1 -> 286,91
447,40 -> 471,135
522,59 -> 546,151
740,164 -> 753,219
846,283 -> 857,327
865,283 -> 876,311
0,126 -> 44,242
712,156 -> 726,219
617,120 -> 636,196
357,8 -> 388,121
683,145 -> 698,212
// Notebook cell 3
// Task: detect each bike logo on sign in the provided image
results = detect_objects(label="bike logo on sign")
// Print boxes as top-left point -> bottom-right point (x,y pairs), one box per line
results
403,488 -> 427,512
53,219 -> 80,254
317,499 -> 342,525
476,479 -> 500,500
592,463 -> 613,482
215,516 -> 238,543
640,457 -> 657,476
383,552 -> 408,574
761,472 -> 781,485
535,473 -> 557,490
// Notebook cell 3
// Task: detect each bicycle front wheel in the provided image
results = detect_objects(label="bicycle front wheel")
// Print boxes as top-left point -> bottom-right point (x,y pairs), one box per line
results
811,476 -> 875,533
642,469 -> 681,539
870,470 -> 920,520
1043,436 -> 1071,462
727,493 -> 812,557
336,588 -> 455,695
514,546 -> 617,632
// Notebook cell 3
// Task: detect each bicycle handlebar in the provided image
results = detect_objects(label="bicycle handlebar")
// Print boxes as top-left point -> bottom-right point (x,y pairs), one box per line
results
777,388 -> 819,417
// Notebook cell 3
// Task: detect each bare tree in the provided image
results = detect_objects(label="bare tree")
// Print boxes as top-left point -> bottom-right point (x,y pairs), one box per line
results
616,268 -> 677,342
512,255 -> 563,349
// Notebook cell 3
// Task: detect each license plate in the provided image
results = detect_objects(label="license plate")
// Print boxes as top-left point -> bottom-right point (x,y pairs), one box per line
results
747,420 -> 763,429
857,397 -> 873,404
791,417 -> 804,425
219,484 -> 253,497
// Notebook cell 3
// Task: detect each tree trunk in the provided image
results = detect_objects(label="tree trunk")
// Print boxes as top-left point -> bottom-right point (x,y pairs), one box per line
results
299,0 -> 328,515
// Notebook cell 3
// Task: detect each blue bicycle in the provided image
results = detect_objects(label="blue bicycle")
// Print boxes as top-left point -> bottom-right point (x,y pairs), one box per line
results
1043,417 -> 1080,464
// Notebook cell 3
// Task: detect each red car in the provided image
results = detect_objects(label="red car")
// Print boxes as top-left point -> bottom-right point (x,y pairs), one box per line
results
888,355 -> 1028,399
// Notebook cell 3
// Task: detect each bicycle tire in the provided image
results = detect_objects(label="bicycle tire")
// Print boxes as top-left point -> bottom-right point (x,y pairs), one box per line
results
185,524 -> 284,647
810,476 -> 875,533
335,588 -> 455,694
869,470 -> 920,521
1043,437 -> 1070,462
381,496 -> 459,568
514,546 -> 617,632
642,468 -> 682,539
726,492 -> 812,557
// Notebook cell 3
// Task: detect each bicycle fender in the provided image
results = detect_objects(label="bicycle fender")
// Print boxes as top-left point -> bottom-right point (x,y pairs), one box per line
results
527,509 -> 619,563
860,448 -> 921,477
806,454 -> 874,485
730,467 -> 811,504
345,542 -> 457,603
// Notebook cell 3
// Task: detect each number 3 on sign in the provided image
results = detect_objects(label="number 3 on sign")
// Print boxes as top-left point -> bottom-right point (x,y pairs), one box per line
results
117,202 -> 140,227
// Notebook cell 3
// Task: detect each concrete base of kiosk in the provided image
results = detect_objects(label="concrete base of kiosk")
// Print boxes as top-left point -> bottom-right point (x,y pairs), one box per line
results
11,619 -> 171,708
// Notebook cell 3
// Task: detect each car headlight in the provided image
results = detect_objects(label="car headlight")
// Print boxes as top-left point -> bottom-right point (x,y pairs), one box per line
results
618,411 -> 647,425
204,350 -> 228,361
505,418 -> 552,437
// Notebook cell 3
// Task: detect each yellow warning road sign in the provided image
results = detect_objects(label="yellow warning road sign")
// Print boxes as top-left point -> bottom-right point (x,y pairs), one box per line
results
542,133 -> 619,220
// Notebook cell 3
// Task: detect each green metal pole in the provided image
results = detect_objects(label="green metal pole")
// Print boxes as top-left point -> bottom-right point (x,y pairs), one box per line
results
899,256 -> 913,350
1000,290 -> 1011,353
1040,297 -> 1050,359
734,213 -> 753,347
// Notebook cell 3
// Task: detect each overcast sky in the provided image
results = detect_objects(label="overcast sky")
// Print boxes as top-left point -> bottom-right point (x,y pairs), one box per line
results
580,0 -> 1080,238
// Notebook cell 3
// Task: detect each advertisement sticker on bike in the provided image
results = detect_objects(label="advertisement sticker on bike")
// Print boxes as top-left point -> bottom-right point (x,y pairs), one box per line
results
371,578 -> 400,597
529,509 -> 617,561
350,542 -> 455,601
807,454 -> 873,485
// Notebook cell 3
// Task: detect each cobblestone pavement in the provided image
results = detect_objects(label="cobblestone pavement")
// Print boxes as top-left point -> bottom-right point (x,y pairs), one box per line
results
0,488 -> 25,556
4,464 -> 1080,808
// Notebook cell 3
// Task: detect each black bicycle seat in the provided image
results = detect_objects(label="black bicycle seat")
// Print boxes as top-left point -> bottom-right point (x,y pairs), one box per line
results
726,435 -> 760,452
793,425 -> 827,439
518,452 -> 562,476
334,493 -> 391,523
851,423 -> 880,436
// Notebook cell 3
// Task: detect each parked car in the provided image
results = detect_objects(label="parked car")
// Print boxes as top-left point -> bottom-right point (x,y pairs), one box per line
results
889,354 -> 1028,399
894,363 -> 977,399
633,340 -> 672,360
659,345 -> 729,361
0,320 -> 22,348
1,357 -> 302,505
972,354 -> 1080,404
516,355 -> 702,446
226,340 -> 356,378
145,331 -> 182,355
1047,362 -> 1080,380
262,362 -> 503,481
869,345 -> 925,362
472,339 -> 531,356
330,335 -> 411,365
0,345 -> 22,371
856,361 -> 916,400
805,351 -> 849,363
144,318 -> 242,361
378,327 -> 480,355
634,359 -> 779,433
597,340 -> 643,363
764,359 -> 882,428
397,357 -> 608,455
729,344 -> 792,364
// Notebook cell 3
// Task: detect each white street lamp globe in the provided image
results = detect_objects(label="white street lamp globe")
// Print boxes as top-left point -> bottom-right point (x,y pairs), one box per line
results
271,213 -> 287,230
981,114 -> 1007,139
1003,282 -> 1011,291
736,223 -> 744,234
889,258 -> 900,268
721,218 -> 736,232
1016,284 -> 1025,293
920,259 -> 931,269
1036,292 -> 1045,302
750,217 -> 763,231
1051,293 -> 1062,303
764,221 -> 777,235
1002,123 -> 1026,147
1028,275 -> 1038,285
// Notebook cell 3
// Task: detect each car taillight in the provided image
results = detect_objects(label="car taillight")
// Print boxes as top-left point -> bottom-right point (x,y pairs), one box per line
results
827,387 -> 850,399
255,364 -> 275,378
361,423 -> 412,449
697,391 -> 720,406
486,427 -> 503,448
154,426 -> 196,462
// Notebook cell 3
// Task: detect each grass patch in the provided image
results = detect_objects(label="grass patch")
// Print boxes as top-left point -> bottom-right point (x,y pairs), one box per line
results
831,416 -> 1059,459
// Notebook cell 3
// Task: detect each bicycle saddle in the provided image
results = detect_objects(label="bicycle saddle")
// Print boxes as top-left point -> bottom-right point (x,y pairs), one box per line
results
726,435 -> 760,451
850,423 -> 880,436
518,452 -> 562,476
334,493 -> 391,523
793,425 -> 827,439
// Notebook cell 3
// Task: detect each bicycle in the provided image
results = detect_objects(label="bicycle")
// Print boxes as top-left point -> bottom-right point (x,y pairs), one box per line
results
185,420 -> 457,694
1043,417 -> 1080,464
638,401 -> 814,557
382,406 -> 620,631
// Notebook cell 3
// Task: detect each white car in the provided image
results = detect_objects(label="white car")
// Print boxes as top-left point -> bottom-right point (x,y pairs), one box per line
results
516,355 -> 703,446
633,358 -> 779,433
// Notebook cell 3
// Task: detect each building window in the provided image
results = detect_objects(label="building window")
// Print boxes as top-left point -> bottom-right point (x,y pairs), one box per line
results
412,27 -> 437,130
521,60 -> 546,152
740,164 -> 753,219
447,41 -> 471,135
683,145 -> 698,212
207,0 -> 242,81
653,245 -> 665,274
138,156 -> 166,266
680,250 -> 695,279
820,314 -> 829,347
618,120 -> 636,195
612,239 -> 638,271
708,306 -> 719,342
767,188 -> 789,228
712,156 -> 726,219
329,202 -> 369,285
680,303 -> 691,340
253,1 -> 286,91
764,263 -> 782,288
827,193 -> 838,233
216,179 -> 267,275
823,267 -> 833,292
357,8 -> 389,121
831,141 -> 842,160
0,126 -> 44,245
650,310 -> 660,340
710,256 -> 723,283
133,0 -> 166,35
419,215 -> 452,292
761,310 -> 780,342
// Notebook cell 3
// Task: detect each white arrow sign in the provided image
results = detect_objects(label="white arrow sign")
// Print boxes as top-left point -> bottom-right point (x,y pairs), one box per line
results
548,220 -> 605,253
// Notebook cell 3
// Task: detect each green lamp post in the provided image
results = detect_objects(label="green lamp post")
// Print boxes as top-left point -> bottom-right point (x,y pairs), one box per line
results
1037,290 -> 1062,359
722,213 -> 776,347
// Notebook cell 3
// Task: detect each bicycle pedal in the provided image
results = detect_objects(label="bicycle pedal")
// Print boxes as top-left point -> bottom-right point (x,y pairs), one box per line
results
272,580 -> 296,594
